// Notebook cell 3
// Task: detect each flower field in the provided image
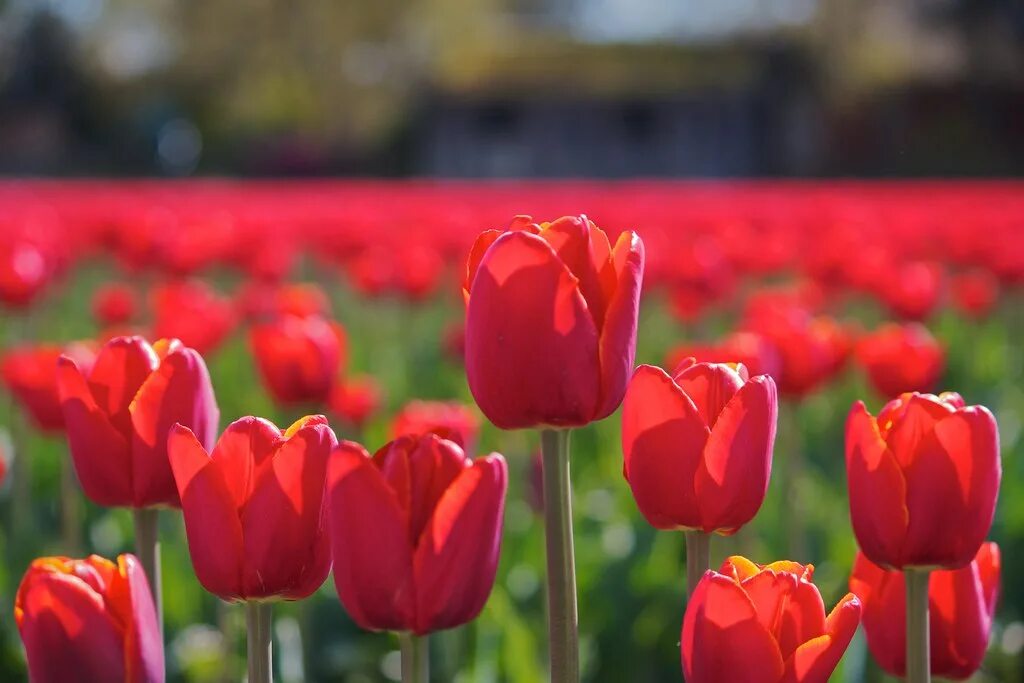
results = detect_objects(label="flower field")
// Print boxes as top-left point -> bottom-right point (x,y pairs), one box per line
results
0,179 -> 1021,682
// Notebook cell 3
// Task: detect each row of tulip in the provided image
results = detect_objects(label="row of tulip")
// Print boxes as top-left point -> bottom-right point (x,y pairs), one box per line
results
0,183 -> 1014,682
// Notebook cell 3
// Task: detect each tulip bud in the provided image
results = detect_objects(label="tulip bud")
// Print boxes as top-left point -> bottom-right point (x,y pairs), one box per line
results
168,415 -> 337,602
3,342 -> 95,433
622,360 -> 777,534
849,543 -> 1000,680
682,556 -> 861,683
327,434 -> 507,634
57,336 -> 219,508
846,392 -> 1000,569
464,215 -> 644,429
15,553 -> 164,683
248,314 -> 346,406
855,322 -> 944,398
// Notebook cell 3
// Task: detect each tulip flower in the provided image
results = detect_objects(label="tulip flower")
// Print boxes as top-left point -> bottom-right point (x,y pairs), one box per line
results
464,214 -> 644,429
15,553 -> 164,683
2,342 -> 95,433
249,314 -> 346,405
327,433 -> 506,681
879,260 -> 943,321
57,335 -> 219,509
846,391 -> 1000,570
92,282 -> 137,326
622,359 -> 777,592
849,543 -> 1000,680
682,556 -> 861,683
855,323 -> 944,398
666,331 -> 781,380
390,400 -> 480,451
950,270 -> 998,320
0,239 -> 50,309
151,279 -> 237,355
328,375 -> 383,429
744,307 -> 848,399
167,415 -> 337,602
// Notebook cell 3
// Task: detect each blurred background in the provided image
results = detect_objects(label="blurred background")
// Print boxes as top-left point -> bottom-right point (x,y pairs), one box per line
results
1,0 -> 1024,177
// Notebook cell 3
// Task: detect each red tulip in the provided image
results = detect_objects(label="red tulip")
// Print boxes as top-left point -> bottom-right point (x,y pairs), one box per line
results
950,270 -> 998,320
666,331 -> 782,380
846,392 -> 1000,569
327,434 -> 507,634
328,375 -> 383,429
236,281 -> 329,322
57,336 -> 219,508
167,415 -> 337,601
391,400 -> 480,451
151,279 -> 237,355
849,543 -> 1000,680
2,342 -> 95,433
855,323 -> 944,398
464,215 -> 644,429
682,556 -> 861,683
622,360 -> 777,534
15,553 -> 164,683
745,308 -> 849,399
0,239 -> 50,309
92,283 -> 137,326
879,260 -> 943,321
249,314 -> 346,405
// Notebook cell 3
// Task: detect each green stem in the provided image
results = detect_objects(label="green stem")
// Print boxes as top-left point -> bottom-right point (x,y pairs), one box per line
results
246,602 -> 273,683
540,428 -> 579,682
399,632 -> 429,683
905,568 -> 931,683
132,508 -> 162,635
684,530 -> 711,598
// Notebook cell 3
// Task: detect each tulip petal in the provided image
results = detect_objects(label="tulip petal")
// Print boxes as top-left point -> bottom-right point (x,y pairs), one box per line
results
930,548 -> 995,679
902,407 -> 1000,568
405,435 -> 469,545
209,417 -> 283,510
465,231 -> 600,429
621,365 -> 707,529
464,229 -> 504,296
57,356 -> 134,507
130,346 -> 219,508
781,593 -> 862,683
681,572 -> 785,683
848,552 -> 906,677
537,216 -> 615,329
241,417 -> 336,600
87,336 -> 160,436
673,362 -> 746,429
594,231 -> 645,420
168,425 -> 244,600
694,376 -> 777,533
17,571 -> 127,683
109,555 -> 165,683
845,401 -> 908,567
413,454 -> 507,634
328,442 -> 415,631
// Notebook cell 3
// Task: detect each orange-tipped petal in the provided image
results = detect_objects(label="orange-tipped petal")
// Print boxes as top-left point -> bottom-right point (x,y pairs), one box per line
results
781,593 -> 861,683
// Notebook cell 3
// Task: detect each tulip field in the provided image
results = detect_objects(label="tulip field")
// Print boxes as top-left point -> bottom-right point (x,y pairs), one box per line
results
0,179 -> 1022,682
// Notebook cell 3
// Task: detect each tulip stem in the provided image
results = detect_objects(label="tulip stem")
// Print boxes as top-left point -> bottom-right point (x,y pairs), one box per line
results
540,428 -> 579,683
246,602 -> 274,683
399,632 -> 429,683
905,568 -> 931,683
132,508 -> 162,635
684,530 -> 711,597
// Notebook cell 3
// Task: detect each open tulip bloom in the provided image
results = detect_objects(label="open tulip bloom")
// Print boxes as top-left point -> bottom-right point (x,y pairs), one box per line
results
850,543 -> 1000,680
328,433 -> 507,682
622,359 -> 777,592
682,556 -> 861,683
15,553 -> 164,683
464,214 -> 644,681
168,414 -> 337,683
57,335 -> 220,628
846,391 -> 999,682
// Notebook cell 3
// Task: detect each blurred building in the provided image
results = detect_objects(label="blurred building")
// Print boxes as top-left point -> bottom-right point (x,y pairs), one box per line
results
0,0 -> 1022,176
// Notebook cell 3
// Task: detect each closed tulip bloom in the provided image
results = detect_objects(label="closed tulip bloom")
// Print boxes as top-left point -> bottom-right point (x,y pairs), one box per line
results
622,360 -> 777,534
328,433 -> 507,634
950,270 -> 998,320
15,553 -> 164,683
464,215 -> 644,429
855,323 -> 944,398
249,314 -> 346,405
328,375 -> 383,429
849,543 -> 999,680
151,279 -> 237,355
92,283 -> 138,326
846,392 -> 1000,569
390,400 -> 480,451
682,556 -> 861,683
167,415 -> 337,601
666,331 -> 782,380
2,342 -> 95,433
57,336 -> 219,508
